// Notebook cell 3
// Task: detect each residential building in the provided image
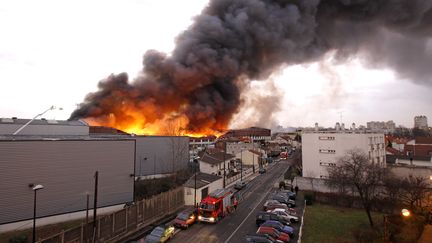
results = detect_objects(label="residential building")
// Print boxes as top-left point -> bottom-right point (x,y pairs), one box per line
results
414,115 -> 428,130
234,149 -> 264,171
302,129 -> 386,179
366,120 -> 396,134
183,173 -> 222,206
197,148 -> 235,176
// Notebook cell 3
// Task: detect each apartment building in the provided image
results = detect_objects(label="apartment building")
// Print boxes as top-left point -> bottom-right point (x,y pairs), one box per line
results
302,131 -> 386,179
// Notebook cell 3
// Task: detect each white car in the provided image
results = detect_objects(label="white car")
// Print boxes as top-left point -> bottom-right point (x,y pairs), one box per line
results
267,208 -> 299,223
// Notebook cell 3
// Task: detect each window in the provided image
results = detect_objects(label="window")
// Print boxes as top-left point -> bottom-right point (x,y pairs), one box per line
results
319,162 -> 336,167
319,136 -> 335,140
319,149 -> 336,154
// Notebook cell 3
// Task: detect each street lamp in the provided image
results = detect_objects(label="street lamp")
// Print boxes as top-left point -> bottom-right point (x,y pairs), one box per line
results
13,106 -> 63,135
32,184 -> 44,243
401,208 -> 410,217
193,157 -> 199,209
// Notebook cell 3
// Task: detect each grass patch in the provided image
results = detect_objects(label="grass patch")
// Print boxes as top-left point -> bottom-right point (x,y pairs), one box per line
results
302,203 -> 383,243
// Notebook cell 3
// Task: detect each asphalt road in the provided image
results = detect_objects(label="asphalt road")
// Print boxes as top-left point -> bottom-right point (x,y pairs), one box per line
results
167,159 -> 301,243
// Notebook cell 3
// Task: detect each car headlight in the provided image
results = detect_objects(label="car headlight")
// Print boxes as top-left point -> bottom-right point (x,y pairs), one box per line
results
209,217 -> 215,222
198,215 -> 202,220
190,215 -> 195,219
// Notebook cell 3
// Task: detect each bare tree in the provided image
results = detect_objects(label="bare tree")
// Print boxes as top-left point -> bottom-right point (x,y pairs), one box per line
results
400,176 -> 431,211
161,119 -> 189,179
326,149 -> 387,227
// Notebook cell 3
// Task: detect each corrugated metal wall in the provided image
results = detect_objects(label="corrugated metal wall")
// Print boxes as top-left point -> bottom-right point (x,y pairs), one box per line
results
0,139 -> 135,225
135,136 -> 189,176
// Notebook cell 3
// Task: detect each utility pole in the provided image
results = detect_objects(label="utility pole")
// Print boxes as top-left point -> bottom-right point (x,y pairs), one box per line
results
93,171 -> 98,243
252,136 -> 255,173
240,149 -> 243,181
223,140 -> 226,188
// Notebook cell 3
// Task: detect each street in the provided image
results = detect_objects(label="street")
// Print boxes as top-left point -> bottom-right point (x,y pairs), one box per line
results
168,159 -> 302,243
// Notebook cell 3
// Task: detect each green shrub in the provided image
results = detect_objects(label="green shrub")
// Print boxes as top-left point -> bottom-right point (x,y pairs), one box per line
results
305,192 -> 315,205
9,235 -> 27,243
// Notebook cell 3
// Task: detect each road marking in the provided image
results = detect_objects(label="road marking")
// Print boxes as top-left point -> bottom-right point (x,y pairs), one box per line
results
224,169 -> 285,243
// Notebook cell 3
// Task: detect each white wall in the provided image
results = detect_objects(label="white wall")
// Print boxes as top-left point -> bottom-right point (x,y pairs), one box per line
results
302,132 -> 386,179
235,150 -> 260,169
184,179 -> 223,206
199,161 -> 219,175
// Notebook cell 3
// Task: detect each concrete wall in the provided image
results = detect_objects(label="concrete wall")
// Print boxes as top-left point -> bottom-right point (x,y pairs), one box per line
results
302,132 -> 386,179
389,164 -> 432,185
135,136 -> 189,176
199,161 -> 219,175
235,150 -> 260,168
184,179 -> 223,206
0,139 -> 135,225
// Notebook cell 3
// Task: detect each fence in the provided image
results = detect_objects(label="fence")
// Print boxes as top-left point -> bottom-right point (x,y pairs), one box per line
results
226,168 -> 253,185
38,187 -> 184,243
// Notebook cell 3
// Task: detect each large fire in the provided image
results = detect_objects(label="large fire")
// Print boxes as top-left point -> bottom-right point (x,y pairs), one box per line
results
84,109 -> 224,137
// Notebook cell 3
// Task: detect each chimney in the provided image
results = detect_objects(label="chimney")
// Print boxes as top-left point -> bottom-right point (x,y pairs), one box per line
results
314,122 -> 319,132
335,122 -> 340,131
352,123 -> 356,130
341,123 -> 345,131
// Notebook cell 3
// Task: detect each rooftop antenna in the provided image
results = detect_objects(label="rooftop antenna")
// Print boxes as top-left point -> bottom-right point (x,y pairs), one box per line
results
338,111 -> 343,125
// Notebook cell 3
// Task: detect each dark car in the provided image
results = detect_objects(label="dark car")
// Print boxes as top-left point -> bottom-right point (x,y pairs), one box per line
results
269,194 -> 296,207
234,180 -> 247,190
173,208 -> 196,229
256,212 -> 290,227
259,168 -> 267,174
262,220 -> 295,237
144,225 -> 175,243
245,233 -> 282,243
278,190 -> 296,200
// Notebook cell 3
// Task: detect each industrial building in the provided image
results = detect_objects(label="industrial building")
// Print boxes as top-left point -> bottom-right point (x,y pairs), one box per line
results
0,117 -> 190,232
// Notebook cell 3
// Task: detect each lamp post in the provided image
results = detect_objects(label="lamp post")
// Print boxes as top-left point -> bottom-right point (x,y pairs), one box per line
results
240,149 -> 243,181
194,157 -> 199,209
32,184 -> 44,243
13,106 -> 62,135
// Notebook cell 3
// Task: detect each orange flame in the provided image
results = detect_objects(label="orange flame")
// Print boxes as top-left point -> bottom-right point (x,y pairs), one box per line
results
84,109 -> 224,138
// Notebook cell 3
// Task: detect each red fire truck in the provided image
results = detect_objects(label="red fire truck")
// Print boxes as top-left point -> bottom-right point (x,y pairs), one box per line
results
198,188 -> 238,223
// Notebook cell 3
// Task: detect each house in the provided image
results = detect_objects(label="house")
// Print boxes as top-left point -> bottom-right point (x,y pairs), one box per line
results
235,149 -> 266,171
197,148 -> 236,176
183,173 -> 222,206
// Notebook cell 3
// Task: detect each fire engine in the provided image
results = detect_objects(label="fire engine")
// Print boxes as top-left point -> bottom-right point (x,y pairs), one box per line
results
198,188 -> 238,223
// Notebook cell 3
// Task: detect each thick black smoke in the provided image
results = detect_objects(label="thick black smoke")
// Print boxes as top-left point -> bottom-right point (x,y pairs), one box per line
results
70,0 -> 432,133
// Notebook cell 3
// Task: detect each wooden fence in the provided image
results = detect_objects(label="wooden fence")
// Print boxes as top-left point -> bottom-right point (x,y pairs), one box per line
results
38,187 -> 184,243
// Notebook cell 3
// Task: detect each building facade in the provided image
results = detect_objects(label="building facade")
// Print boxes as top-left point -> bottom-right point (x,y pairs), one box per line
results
184,173 -> 222,206
0,139 -> 135,228
414,115 -> 428,130
302,131 -> 386,179
135,136 -> 190,179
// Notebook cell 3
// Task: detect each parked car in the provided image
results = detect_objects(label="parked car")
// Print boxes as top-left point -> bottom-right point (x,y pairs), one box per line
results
278,190 -> 296,200
245,233 -> 283,243
259,168 -> 267,174
234,180 -> 247,190
173,208 -> 197,229
267,208 -> 300,222
256,226 -> 290,243
263,200 -> 289,211
261,220 -> 295,237
268,208 -> 299,222
144,225 -> 175,243
256,211 -> 290,227
269,194 -> 296,207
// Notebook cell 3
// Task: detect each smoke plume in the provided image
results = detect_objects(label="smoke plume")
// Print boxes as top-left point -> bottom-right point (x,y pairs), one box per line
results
70,0 -> 432,135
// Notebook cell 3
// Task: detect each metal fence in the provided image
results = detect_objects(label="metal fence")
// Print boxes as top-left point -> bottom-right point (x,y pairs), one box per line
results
38,187 -> 184,243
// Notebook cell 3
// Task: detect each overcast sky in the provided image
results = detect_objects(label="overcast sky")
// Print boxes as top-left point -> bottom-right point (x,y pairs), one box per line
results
1,0 -> 431,129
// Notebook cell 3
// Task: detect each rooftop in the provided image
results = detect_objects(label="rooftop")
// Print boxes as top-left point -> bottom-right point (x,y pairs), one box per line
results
184,172 -> 222,189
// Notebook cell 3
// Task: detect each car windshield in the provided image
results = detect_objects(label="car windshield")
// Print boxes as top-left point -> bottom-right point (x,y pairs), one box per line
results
177,212 -> 190,220
266,220 -> 283,228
